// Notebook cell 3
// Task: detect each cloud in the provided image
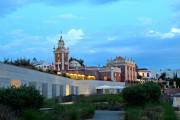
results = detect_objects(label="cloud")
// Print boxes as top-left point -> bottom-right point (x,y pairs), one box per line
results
0,0 -> 31,17
59,14 -> 78,20
91,0 -> 119,4
107,36 -> 118,41
137,17 -> 154,26
0,0 -> 121,17
146,27 -> 180,39
47,28 -> 85,47
63,29 -> 85,46
43,13 -> 79,24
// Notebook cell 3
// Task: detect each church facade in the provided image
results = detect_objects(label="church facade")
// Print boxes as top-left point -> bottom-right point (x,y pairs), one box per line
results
54,36 -> 69,72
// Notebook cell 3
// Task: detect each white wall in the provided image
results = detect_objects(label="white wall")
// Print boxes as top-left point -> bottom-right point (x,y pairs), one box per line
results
0,63 -> 125,98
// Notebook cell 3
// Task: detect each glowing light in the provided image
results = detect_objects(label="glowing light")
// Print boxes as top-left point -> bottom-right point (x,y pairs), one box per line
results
10,80 -> 21,88
66,84 -> 70,96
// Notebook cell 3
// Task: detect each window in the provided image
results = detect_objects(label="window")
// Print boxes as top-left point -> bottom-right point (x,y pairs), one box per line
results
29,81 -> 36,88
11,80 -> 21,88
71,86 -> 74,95
66,84 -> 70,96
42,83 -> 48,97
60,85 -> 64,96
147,73 -> 150,77
52,84 -> 57,98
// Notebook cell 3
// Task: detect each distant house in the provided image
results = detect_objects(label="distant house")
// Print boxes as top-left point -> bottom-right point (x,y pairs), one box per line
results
35,61 -> 54,71
69,60 -> 82,69
137,68 -> 152,80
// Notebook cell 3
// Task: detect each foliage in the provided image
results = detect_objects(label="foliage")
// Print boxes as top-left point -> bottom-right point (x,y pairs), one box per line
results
0,104 -> 18,120
159,72 -> 167,80
3,58 -> 36,69
69,57 -> 85,67
22,103 -> 95,120
161,102 -> 178,120
0,86 -> 43,111
122,82 -> 161,105
136,64 -> 142,79
60,72 -> 70,78
125,102 -> 177,120
76,94 -> 123,104
76,94 -> 123,110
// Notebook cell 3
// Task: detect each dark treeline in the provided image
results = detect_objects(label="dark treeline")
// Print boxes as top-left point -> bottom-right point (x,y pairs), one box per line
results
69,57 -> 85,67
159,72 -> 180,88
2,58 -> 38,69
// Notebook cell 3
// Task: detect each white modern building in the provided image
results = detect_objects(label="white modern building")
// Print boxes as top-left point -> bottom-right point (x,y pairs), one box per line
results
0,63 -> 125,98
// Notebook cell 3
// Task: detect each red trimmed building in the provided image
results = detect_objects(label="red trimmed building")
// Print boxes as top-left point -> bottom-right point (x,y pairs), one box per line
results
53,36 -> 136,82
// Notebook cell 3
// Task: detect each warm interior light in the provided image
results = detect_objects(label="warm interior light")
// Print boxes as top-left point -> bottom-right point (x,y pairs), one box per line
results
66,84 -> 70,96
10,80 -> 21,88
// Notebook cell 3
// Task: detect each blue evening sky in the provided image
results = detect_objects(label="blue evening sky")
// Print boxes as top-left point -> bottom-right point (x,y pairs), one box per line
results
0,0 -> 180,69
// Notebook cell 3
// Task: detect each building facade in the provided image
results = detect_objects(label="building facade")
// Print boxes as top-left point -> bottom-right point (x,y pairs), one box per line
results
54,36 -> 69,72
106,56 -> 136,82
0,63 -> 125,98
68,67 -> 121,82
53,36 -> 135,82
99,67 -> 121,82
137,68 -> 152,80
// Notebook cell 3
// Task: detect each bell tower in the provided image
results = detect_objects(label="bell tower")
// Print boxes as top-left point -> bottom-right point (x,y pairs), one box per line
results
54,35 -> 69,72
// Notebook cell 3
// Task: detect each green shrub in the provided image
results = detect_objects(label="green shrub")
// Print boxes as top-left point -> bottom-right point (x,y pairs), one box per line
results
0,86 -> 44,110
125,102 -> 177,120
122,82 -> 161,105
22,109 -> 57,120
143,82 -> 161,102
0,104 -> 18,120
78,103 -> 95,119
22,109 -> 41,120
161,102 -> 177,120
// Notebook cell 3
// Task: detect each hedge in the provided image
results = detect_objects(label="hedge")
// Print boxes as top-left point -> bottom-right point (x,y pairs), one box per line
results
122,82 -> 161,105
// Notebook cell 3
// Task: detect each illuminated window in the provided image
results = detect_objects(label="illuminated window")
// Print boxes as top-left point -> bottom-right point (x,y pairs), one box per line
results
10,80 -> 21,88
66,84 -> 70,96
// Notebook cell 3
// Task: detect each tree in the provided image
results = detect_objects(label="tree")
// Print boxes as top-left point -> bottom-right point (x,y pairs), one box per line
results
69,57 -> 85,67
122,82 -> 161,105
0,86 -> 44,111
135,64 -> 142,79
159,72 -> 166,80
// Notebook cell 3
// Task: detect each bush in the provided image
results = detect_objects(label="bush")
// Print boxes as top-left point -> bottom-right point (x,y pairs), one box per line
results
143,82 -> 161,102
0,104 -> 18,120
0,86 -> 44,110
125,102 -> 177,120
122,82 -> 161,105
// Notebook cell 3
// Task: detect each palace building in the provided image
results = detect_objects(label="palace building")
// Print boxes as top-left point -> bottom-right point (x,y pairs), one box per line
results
106,56 -> 137,82
53,35 -> 137,82
54,36 -> 69,72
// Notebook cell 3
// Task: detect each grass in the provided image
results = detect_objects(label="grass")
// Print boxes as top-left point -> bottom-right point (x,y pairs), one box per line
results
21,94 -> 123,120
161,102 -> 178,120
5,93 -> 177,120
76,94 -> 123,104
125,102 -> 178,120
76,94 -> 124,110
21,102 -> 95,120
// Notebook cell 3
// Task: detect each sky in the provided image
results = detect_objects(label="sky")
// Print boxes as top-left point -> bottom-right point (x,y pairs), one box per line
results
0,0 -> 180,69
